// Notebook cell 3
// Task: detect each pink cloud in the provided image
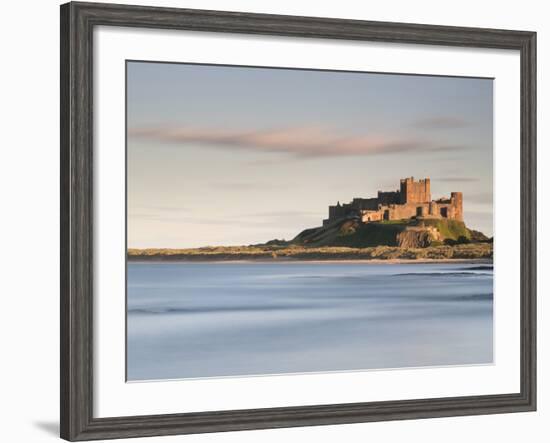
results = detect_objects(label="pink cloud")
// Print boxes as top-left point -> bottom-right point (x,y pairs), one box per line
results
129,126 -> 458,158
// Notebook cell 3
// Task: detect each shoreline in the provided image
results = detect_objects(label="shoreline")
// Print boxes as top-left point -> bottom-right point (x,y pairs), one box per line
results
128,257 -> 493,265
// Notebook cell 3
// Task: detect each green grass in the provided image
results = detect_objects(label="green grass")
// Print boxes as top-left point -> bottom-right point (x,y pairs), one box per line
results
333,222 -> 406,247
420,219 -> 471,241
377,219 -> 413,225
291,218 -> 474,248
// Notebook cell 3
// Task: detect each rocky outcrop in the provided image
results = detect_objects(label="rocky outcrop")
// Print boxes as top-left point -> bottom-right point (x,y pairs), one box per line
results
396,226 -> 441,248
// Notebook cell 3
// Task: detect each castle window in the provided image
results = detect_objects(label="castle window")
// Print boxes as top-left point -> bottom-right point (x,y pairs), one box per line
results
440,207 -> 448,218
416,207 -> 424,217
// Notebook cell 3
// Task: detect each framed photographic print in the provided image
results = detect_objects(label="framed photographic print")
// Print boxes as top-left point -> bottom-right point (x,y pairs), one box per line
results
60,2 -> 536,441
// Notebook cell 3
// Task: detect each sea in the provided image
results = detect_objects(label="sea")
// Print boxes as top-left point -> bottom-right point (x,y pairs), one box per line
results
127,261 -> 493,381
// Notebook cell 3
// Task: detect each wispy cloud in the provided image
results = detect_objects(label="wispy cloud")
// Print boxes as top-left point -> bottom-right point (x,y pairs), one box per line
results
434,177 -> 479,183
129,126 -> 463,158
414,117 -> 470,130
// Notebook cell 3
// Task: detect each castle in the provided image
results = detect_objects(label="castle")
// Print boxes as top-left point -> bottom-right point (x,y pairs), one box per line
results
323,177 -> 463,227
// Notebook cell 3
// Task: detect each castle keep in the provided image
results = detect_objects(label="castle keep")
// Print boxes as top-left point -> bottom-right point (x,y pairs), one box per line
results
323,177 -> 463,227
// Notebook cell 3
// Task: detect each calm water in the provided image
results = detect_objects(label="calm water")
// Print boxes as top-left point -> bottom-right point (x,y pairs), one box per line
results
127,262 -> 493,381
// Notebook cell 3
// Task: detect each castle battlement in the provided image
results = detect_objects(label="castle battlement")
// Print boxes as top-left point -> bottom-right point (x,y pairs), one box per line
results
323,177 -> 463,226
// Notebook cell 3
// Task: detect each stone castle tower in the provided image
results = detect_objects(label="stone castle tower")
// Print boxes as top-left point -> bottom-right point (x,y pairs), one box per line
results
400,177 -> 431,204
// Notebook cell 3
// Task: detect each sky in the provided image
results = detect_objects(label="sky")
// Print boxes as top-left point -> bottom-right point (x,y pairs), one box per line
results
127,61 -> 493,248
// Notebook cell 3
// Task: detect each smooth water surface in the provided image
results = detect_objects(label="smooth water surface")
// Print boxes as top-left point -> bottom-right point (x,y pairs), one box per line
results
127,262 -> 493,381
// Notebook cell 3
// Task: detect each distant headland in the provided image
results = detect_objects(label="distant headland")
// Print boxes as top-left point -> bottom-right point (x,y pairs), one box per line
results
129,177 -> 492,262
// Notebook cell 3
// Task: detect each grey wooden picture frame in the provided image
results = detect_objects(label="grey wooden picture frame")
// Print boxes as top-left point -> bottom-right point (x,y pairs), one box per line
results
60,1 -> 537,441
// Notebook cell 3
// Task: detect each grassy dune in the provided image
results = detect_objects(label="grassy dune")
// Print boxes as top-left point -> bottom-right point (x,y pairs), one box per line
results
128,242 -> 493,262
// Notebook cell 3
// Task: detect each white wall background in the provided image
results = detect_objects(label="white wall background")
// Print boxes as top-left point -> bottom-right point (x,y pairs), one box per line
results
0,0 -> 547,442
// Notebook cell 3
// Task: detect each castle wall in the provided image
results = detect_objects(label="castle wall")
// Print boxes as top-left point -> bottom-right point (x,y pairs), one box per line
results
387,202 -> 430,220
360,211 -> 383,222
350,197 -> 379,211
329,203 -> 351,219
360,202 -> 431,222
377,190 -> 400,205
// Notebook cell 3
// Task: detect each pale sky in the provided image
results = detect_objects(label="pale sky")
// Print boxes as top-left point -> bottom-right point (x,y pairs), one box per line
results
127,61 -> 493,248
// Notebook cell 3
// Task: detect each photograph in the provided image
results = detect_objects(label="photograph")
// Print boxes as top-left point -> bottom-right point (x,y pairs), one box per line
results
126,61 -> 494,381
49,1 -> 538,441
